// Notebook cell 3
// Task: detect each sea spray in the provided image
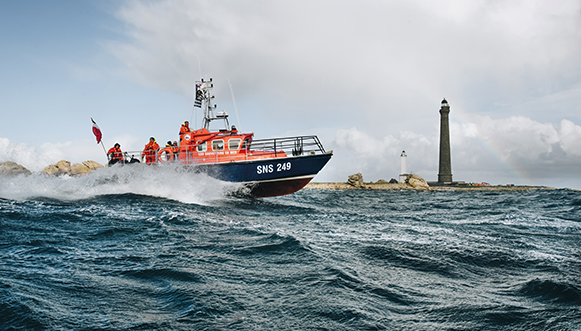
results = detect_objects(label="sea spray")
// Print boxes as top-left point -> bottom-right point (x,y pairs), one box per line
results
0,162 -> 246,204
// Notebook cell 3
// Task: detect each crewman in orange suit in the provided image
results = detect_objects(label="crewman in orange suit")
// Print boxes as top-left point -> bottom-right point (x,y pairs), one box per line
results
143,137 -> 160,164
172,141 -> 179,160
180,121 -> 191,134
160,141 -> 174,161
107,143 -> 124,166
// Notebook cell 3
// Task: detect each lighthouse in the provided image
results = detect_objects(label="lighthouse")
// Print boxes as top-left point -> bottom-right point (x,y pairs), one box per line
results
438,99 -> 453,183
399,150 -> 407,183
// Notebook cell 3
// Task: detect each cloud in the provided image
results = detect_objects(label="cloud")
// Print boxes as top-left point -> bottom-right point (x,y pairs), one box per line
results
108,0 -> 581,114
102,0 -> 581,188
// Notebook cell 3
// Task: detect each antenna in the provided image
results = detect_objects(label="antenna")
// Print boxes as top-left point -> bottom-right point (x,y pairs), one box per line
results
191,101 -> 197,129
193,55 -> 202,128
197,55 -> 202,80
228,78 -> 241,131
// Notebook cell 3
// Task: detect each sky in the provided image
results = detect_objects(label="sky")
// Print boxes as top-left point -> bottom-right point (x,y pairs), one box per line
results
1,0 -> 581,188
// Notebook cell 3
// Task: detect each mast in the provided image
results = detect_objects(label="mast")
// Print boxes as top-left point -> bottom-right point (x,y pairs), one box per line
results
195,78 -> 230,130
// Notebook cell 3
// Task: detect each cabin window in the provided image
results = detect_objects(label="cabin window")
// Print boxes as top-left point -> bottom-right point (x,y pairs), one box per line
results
212,140 -> 224,151
196,141 -> 207,152
242,139 -> 249,150
228,139 -> 241,150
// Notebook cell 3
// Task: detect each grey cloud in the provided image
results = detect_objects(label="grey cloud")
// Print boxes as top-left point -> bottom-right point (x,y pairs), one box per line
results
107,0 -> 581,187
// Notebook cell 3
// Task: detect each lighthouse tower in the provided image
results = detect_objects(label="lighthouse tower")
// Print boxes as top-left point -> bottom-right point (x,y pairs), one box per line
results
399,150 -> 407,183
438,99 -> 453,183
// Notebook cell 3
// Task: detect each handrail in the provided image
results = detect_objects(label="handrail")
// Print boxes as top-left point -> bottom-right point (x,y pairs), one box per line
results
249,135 -> 326,156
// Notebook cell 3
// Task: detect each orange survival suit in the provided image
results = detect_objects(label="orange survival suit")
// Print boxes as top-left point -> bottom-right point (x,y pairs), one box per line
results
143,138 -> 160,164
107,144 -> 123,165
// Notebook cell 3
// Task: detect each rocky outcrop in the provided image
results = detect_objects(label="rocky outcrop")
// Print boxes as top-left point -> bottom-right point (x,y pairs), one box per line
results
406,174 -> 429,190
347,173 -> 429,190
74,160 -> 104,176
42,160 -> 71,176
347,173 -> 364,188
0,161 -> 32,176
306,181 -> 558,192
307,173 -> 560,191
307,182 -> 411,190
42,160 -> 104,177
308,173 -> 431,191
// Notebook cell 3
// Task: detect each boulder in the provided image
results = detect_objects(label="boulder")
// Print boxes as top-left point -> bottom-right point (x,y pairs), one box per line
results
82,160 -> 104,172
42,160 -> 71,176
347,173 -> 364,188
70,163 -> 90,177
407,174 -> 429,189
42,160 -> 104,177
70,160 -> 104,177
0,161 -> 32,176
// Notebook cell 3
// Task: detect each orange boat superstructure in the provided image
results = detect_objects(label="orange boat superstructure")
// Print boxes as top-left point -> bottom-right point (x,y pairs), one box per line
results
175,128 -> 286,165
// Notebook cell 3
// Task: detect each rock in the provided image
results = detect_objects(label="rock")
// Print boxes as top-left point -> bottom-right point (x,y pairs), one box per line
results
82,160 -> 104,172
70,163 -> 89,177
42,160 -> 104,177
41,164 -> 59,176
0,161 -> 32,176
347,173 -> 364,188
389,178 -> 398,184
407,174 -> 429,189
70,160 -> 104,177
42,160 -> 71,176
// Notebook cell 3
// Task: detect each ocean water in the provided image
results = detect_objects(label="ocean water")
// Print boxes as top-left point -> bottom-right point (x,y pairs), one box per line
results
1,165 -> 580,330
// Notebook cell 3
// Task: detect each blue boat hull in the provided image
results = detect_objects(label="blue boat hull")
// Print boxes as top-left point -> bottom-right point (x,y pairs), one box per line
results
186,153 -> 333,197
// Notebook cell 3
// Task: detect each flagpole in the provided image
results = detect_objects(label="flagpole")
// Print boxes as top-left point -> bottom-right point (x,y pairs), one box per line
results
100,141 -> 107,154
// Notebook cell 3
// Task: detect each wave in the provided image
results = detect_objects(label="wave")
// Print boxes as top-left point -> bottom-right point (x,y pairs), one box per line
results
121,267 -> 203,283
361,244 -> 458,278
0,283 -> 47,330
233,233 -> 308,255
516,279 -> 581,305
0,163 -> 246,204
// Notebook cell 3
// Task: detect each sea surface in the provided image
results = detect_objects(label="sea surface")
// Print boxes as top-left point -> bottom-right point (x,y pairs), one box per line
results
1,165 -> 580,330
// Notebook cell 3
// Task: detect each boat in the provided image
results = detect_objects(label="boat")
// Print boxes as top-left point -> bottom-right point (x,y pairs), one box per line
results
114,78 -> 333,198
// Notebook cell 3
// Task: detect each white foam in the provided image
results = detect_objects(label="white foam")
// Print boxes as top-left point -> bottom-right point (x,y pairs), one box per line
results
0,137 -> 56,172
0,162 -> 246,204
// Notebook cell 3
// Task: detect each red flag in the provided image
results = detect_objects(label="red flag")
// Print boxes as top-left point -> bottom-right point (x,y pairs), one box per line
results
91,118 -> 102,144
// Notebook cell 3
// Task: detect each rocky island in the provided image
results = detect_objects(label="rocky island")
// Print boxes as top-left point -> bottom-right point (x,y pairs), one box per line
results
306,173 -> 560,192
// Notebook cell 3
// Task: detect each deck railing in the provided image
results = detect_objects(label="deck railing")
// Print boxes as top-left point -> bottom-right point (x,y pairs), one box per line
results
248,135 -> 327,157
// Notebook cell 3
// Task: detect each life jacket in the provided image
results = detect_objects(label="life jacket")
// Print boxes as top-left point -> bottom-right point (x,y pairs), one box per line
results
180,125 -> 190,134
107,147 -> 123,161
143,142 -> 159,156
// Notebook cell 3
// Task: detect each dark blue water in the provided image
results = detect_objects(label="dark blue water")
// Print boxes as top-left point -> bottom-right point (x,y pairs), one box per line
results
1,167 -> 580,330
